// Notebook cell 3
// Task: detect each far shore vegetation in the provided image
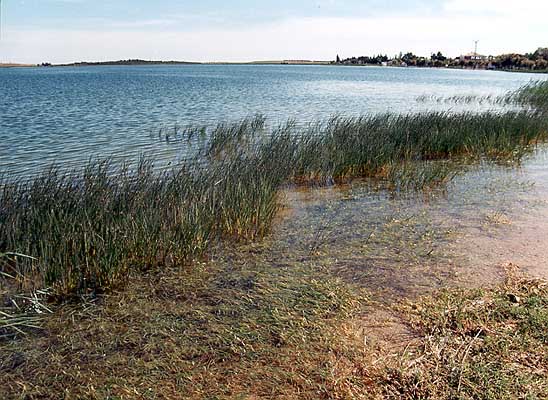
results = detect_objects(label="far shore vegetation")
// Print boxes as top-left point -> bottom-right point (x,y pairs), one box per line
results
6,47 -> 547,73
336,47 -> 548,73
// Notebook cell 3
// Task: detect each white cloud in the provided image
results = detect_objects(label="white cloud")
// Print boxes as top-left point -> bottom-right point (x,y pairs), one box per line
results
443,0 -> 548,17
2,10 -> 546,64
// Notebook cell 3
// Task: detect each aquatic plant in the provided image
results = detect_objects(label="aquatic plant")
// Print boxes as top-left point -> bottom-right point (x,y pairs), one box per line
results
417,80 -> 548,110
1,81 -> 548,297
505,79 -> 548,110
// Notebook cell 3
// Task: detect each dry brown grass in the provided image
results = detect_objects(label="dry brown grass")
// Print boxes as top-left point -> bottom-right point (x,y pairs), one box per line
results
372,266 -> 548,399
2,256 -> 546,399
0,243 -> 371,399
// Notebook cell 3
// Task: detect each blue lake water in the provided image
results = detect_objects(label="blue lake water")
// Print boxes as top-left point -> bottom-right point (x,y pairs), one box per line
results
0,64 -> 545,177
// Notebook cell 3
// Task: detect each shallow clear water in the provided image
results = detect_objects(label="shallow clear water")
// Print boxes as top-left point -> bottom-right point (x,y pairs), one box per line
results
266,146 -> 548,300
0,64 -> 545,176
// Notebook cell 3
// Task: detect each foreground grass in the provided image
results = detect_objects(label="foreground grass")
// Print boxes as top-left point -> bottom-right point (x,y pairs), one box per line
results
1,255 -> 546,398
0,246 -> 367,399
377,268 -> 548,399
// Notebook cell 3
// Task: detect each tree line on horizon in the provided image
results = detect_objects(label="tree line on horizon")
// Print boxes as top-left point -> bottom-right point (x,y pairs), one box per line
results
335,48 -> 548,71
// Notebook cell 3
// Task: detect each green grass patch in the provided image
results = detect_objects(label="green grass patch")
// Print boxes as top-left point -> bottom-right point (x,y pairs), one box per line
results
378,269 -> 548,399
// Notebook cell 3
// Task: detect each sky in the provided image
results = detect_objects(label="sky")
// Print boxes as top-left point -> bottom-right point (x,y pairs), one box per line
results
0,0 -> 546,63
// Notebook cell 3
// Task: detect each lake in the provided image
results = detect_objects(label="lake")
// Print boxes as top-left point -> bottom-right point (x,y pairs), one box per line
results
0,64 -> 545,177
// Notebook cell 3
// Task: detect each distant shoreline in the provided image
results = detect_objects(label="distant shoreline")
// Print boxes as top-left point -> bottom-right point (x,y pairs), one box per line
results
1,60 -> 546,73
0,59 -> 333,67
0,63 -> 35,68
54,59 -> 333,67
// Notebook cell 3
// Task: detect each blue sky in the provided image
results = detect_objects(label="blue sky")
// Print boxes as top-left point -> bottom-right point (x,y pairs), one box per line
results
7,0 -> 443,27
1,0 -> 547,63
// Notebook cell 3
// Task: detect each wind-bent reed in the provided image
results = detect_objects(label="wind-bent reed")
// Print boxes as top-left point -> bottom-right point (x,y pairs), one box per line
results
510,80 -> 548,110
1,83 -> 547,297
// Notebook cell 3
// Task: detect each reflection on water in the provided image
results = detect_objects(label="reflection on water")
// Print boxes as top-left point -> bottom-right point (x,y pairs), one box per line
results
1,65 -> 545,177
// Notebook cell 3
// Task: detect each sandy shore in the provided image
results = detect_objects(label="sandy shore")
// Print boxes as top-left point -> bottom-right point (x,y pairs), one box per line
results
0,63 -> 35,68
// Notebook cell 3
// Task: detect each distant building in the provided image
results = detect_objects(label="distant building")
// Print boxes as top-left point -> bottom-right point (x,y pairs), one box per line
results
459,53 -> 488,62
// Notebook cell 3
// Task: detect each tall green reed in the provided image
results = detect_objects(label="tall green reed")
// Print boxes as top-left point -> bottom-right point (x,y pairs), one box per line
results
505,80 -> 548,110
1,81 -> 548,297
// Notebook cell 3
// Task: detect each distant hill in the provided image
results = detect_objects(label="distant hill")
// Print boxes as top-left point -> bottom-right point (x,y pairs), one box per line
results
3,59 -> 331,68
56,59 -> 201,67
56,59 -> 331,67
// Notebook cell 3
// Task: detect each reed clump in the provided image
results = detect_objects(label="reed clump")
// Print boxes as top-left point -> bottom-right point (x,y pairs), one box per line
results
0,146 -> 283,297
1,82 -> 548,298
508,80 -> 548,110
417,79 -> 548,110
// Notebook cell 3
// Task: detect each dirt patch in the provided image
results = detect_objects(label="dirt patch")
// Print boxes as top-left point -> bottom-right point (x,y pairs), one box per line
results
454,200 -> 548,286
349,307 -> 418,352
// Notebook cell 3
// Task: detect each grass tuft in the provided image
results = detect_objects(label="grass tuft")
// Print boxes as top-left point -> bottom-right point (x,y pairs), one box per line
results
376,268 -> 548,399
509,80 -> 548,110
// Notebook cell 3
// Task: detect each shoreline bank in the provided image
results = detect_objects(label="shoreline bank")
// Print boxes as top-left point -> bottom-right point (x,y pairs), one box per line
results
3,60 -> 546,74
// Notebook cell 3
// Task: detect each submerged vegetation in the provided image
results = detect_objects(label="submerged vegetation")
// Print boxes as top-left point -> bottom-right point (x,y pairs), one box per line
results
0,82 -> 547,301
